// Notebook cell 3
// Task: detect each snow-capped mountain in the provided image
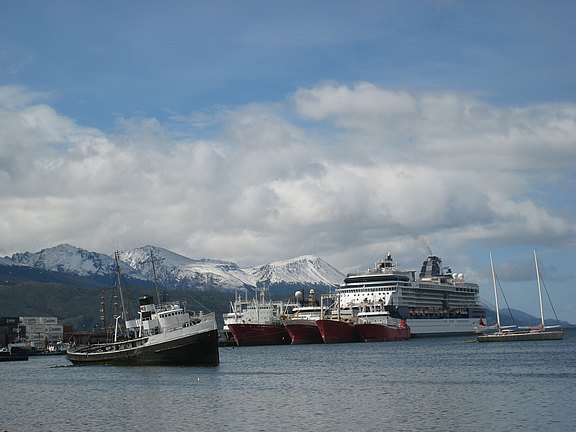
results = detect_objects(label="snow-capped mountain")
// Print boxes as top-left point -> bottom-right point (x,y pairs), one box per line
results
247,255 -> 344,286
7,244 -> 140,279
2,244 -> 344,293
118,245 -> 257,290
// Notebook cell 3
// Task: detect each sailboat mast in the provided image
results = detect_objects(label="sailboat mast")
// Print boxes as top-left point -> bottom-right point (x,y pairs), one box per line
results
534,250 -> 545,329
490,252 -> 501,329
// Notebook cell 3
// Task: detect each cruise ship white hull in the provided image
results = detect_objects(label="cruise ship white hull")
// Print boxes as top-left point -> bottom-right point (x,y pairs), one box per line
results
407,317 -> 481,336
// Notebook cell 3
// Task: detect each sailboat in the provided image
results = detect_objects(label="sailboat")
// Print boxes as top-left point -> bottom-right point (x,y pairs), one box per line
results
477,251 -> 564,342
66,250 -> 220,365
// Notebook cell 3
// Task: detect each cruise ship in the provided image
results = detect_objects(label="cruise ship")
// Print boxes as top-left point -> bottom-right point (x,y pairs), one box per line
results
336,253 -> 484,336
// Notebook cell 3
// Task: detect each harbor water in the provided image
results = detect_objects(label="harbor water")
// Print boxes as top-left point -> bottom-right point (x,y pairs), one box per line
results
2,329 -> 575,432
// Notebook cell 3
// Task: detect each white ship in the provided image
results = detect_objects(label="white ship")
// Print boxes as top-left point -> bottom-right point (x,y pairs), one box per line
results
66,251 -> 219,365
337,253 -> 484,336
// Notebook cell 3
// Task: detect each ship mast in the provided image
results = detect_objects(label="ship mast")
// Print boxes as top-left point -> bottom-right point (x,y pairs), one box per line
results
489,252 -> 501,329
534,250 -> 546,329
114,251 -> 128,323
143,249 -> 164,304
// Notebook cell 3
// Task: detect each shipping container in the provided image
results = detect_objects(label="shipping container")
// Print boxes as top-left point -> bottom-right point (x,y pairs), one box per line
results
46,332 -> 64,340
26,324 -> 48,333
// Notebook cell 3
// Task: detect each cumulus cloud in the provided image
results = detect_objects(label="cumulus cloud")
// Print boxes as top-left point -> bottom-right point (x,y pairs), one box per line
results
0,83 -> 574,273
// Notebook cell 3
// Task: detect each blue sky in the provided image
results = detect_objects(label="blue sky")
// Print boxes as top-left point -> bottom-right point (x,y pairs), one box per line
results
1,1 -> 575,322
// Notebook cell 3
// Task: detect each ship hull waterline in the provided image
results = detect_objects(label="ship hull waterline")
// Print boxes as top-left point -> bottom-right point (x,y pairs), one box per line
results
354,323 -> 411,342
66,329 -> 220,366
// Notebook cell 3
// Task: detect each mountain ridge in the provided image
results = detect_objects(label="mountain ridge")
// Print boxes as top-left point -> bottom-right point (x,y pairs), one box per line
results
3,244 -> 344,293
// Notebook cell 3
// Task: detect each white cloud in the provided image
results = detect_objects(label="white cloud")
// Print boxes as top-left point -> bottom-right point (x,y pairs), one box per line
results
0,83 -> 574,274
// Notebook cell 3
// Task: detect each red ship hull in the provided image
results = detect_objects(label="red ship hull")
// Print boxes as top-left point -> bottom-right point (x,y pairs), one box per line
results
316,319 -> 362,344
354,323 -> 411,342
228,323 -> 291,346
284,321 -> 324,344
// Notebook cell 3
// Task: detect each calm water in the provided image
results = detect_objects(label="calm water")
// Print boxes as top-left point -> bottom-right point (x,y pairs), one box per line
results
2,330 -> 575,432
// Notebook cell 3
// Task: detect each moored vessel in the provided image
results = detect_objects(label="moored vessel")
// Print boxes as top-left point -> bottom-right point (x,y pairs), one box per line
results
283,289 -> 325,344
7,338 -> 37,357
224,282 -> 293,346
0,346 -> 28,362
338,253 -> 484,337
66,251 -> 219,365
477,251 -> 564,342
316,318 -> 362,344
353,303 -> 411,342
227,322 -> 290,346
67,296 -> 219,365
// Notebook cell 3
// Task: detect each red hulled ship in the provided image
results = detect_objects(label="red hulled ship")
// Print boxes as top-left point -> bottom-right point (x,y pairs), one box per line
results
223,287 -> 293,346
354,321 -> 410,342
316,319 -> 362,344
284,289 -> 325,344
227,323 -> 290,346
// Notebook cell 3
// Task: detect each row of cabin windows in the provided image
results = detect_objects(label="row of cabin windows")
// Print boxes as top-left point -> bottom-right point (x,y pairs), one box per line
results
342,292 -> 389,298
340,287 -> 395,293
159,311 -> 183,318
418,283 -> 478,293
455,287 -> 478,293
343,283 -> 408,289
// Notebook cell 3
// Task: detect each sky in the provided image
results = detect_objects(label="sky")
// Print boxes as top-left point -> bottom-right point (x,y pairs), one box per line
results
0,1 -> 575,322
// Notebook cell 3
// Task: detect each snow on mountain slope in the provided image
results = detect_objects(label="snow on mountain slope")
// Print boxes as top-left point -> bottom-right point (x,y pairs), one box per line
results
3,244 -> 344,292
0,256 -> 14,266
247,255 -> 344,286
7,244 -> 139,278
118,246 -> 257,290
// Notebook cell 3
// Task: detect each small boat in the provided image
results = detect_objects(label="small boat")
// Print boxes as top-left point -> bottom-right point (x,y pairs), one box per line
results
45,341 -> 69,355
477,251 -> 564,343
66,251 -> 220,365
7,338 -> 37,357
7,324 -> 38,356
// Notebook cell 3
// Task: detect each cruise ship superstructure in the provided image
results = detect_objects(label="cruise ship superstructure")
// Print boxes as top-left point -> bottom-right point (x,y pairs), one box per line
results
337,253 -> 484,336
